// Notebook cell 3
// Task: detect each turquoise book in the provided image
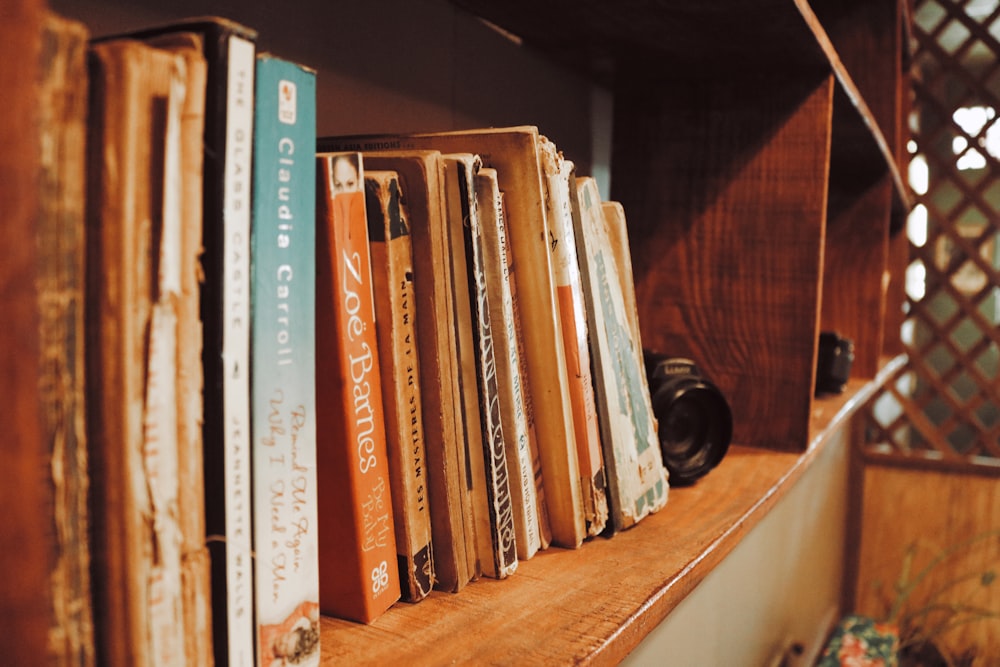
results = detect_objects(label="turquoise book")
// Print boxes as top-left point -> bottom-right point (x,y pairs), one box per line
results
250,54 -> 320,667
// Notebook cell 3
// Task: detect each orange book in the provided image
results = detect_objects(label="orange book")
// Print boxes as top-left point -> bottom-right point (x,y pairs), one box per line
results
316,152 -> 401,624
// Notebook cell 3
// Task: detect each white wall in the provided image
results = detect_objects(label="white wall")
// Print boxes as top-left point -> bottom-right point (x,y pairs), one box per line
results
623,429 -> 851,667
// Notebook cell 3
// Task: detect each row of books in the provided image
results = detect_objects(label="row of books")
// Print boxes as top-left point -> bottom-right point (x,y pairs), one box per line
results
31,9 -> 670,667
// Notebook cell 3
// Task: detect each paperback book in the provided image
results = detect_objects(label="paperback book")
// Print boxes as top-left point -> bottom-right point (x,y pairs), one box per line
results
365,169 -> 434,601
250,54 -> 321,665
316,152 -> 401,623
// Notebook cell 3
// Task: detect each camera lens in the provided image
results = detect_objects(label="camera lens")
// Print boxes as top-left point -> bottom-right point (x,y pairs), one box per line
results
645,354 -> 733,486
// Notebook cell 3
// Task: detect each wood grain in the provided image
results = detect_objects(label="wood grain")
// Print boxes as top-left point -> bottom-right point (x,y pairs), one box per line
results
318,363 -> 900,665
612,73 -> 834,450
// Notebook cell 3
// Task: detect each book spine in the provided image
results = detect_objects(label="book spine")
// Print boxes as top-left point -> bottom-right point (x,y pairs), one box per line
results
250,56 -> 320,666
316,153 -> 401,623
219,33 -> 257,667
474,168 -> 541,562
138,32 -> 214,667
36,13 -> 95,665
573,177 -> 667,532
498,191 -> 552,550
539,138 -> 608,537
459,160 -> 518,579
440,157 -> 486,581
365,171 -> 434,601
147,53 -> 187,665
85,41 -> 184,667
4,5 -> 50,662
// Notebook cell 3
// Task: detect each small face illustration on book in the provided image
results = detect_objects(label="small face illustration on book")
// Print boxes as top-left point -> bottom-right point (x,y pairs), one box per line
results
332,154 -> 360,193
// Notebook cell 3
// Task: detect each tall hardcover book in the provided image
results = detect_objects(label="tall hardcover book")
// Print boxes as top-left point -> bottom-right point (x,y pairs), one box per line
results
1,2 -> 49,663
125,17 -> 259,666
316,152 -> 402,623
250,55 -> 321,665
319,128 -> 585,548
364,170 -> 434,602
447,154 -> 518,579
572,177 -> 668,533
341,149 -> 474,593
538,136 -> 608,538
475,168 -> 542,561
36,12 -> 94,665
85,37 -> 189,667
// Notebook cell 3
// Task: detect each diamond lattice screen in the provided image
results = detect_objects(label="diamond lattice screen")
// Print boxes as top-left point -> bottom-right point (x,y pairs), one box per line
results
865,0 -> 1000,466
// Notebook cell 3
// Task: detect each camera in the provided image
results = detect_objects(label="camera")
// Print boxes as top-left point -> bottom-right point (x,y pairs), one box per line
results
644,351 -> 733,486
815,331 -> 854,395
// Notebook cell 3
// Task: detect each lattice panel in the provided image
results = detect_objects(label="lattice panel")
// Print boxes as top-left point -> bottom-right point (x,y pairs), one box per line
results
865,0 -> 1000,467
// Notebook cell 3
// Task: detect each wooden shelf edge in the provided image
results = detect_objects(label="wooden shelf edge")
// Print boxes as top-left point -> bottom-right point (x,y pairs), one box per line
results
318,356 -> 905,665
796,0 -> 913,215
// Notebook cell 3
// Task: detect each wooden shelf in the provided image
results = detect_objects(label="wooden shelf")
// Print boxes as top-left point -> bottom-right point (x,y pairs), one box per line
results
319,356 -> 906,665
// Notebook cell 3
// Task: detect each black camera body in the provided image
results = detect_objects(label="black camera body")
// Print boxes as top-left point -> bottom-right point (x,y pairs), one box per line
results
644,352 -> 733,486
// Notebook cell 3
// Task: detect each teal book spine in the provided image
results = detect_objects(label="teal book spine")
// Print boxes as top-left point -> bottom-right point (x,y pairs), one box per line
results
250,54 -> 320,667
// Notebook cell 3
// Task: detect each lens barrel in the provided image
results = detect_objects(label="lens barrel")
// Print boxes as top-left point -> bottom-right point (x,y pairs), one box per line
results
645,354 -> 732,486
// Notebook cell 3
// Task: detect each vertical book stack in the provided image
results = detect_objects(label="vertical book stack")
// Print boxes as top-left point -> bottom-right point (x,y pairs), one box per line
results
14,8 -> 671,664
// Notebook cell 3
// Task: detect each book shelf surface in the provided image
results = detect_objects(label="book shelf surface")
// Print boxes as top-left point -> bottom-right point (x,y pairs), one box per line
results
318,356 -> 906,665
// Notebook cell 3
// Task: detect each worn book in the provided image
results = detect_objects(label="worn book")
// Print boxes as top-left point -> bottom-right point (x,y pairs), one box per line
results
444,154 -> 517,579
124,17 -> 259,666
538,136 -> 608,538
602,201 -> 644,348
85,37 -> 189,667
364,169 -> 434,602
319,128 -> 585,549
250,55 -> 321,664
36,12 -> 94,665
2,3 -> 52,663
325,147 -> 474,593
316,152 -> 401,624
439,154 -> 490,580
134,30 -> 213,667
475,168 -> 542,561
572,177 -> 668,533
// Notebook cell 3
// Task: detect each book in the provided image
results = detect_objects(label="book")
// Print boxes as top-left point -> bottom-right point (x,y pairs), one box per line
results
439,154 -> 490,579
538,136 -> 608,538
125,17 -> 259,666
364,169 -> 434,602
444,153 -> 517,579
572,176 -> 668,533
36,12 -> 94,665
475,168 -> 542,561
316,152 -> 401,624
318,128 -> 585,549
85,37 -> 189,666
250,55 -> 321,664
135,30 -> 213,667
338,149 -> 474,593
2,3 -> 51,663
